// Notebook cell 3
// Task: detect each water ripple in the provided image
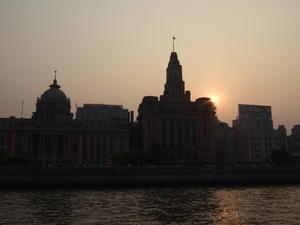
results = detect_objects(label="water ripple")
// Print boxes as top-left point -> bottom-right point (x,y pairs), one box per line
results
0,186 -> 300,225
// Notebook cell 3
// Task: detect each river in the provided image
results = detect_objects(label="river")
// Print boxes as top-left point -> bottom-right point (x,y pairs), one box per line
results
0,186 -> 299,224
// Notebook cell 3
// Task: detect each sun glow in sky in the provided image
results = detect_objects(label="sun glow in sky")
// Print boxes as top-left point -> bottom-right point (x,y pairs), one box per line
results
1,0 -> 300,132
211,96 -> 218,104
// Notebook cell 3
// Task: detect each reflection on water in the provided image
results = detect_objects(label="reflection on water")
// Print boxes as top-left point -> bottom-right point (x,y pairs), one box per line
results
0,186 -> 300,225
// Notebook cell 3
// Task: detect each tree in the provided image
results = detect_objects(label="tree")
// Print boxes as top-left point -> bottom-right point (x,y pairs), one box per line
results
271,149 -> 291,164
108,150 -> 148,166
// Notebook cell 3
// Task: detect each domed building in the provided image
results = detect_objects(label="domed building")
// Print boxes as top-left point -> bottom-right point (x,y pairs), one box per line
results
0,75 -> 130,165
32,77 -> 73,121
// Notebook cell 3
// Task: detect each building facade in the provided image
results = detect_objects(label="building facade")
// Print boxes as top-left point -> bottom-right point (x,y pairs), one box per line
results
214,120 -> 236,163
76,104 -> 129,121
287,125 -> 300,156
0,77 -> 130,165
232,104 -> 286,162
137,52 -> 216,162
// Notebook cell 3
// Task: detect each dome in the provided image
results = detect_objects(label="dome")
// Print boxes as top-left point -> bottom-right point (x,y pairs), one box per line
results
32,77 -> 73,121
40,79 -> 68,103
41,87 -> 68,103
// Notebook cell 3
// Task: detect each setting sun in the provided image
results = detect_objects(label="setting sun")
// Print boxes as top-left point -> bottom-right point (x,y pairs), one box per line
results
211,96 -> 218,103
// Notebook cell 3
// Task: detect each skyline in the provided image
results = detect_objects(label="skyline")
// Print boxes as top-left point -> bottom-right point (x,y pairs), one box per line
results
1,0 -> 300,132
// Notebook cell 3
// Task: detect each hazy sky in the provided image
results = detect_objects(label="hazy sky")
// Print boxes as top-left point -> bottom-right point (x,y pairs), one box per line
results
1,0 -> 300,132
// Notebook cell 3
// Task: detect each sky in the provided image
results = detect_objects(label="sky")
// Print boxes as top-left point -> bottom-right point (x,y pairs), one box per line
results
1,0 -> 300,132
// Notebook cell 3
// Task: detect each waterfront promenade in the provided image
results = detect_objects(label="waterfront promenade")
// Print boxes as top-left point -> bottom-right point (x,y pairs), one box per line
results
1,165 -> 300,187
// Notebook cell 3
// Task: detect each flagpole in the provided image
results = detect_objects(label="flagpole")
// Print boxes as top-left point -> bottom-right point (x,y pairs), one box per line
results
173,36 -> 174,52
172,36 -> 176,52
173,38 -> 174,52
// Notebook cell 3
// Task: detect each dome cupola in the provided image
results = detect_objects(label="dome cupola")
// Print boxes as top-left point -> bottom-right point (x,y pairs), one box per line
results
40,78 -> 67,103
32,71 -> 73,121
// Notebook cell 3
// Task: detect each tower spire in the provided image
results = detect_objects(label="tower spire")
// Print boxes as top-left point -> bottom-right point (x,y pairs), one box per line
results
160,50 -> 190,102
172,36 -> 176,52
54,70 -> 57,80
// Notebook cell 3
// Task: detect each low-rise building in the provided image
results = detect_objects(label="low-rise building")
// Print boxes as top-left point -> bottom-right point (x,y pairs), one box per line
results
76,104 -> 129,121
214,120 -> 236,163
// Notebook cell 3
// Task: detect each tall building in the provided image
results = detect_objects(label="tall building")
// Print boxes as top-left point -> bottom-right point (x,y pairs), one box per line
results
232,104 -> 286,162
0,77 -> 130,165
137,51 -> 216,162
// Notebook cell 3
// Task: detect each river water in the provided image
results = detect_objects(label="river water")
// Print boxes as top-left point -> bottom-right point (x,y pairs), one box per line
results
0,186 -> 299,225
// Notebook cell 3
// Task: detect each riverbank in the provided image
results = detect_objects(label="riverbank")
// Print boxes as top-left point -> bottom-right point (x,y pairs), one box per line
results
1,166 -> 300,188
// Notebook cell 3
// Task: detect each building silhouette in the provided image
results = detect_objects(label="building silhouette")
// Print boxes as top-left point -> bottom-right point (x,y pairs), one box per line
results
76,104 -> 129,121
214,119 -> 236,163
0,77 -> 130,165
233,104 -> 286,162
32,78 -> 73,121
0,53 -> 293,165
137,51 -> 216,162
287,125 -> 300,156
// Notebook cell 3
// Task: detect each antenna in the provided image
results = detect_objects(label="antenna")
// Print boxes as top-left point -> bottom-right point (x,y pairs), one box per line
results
172,36 -> 176,52
21,100 -> 24,118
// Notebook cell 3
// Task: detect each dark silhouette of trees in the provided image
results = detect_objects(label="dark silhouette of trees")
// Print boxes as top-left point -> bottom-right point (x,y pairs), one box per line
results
0,146 -> 28,166
108,145 -> 162,166
108,150 -> 148,166
271,149 -> 291,164
0,146 -> 10,164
